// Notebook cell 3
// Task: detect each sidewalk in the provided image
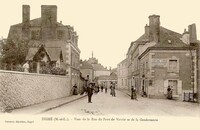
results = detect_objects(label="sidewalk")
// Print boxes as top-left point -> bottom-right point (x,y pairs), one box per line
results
9,94 -> 87,114
118,89 -> 132,97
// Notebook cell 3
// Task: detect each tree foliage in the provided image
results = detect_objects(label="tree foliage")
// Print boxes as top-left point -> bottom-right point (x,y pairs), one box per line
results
1,40 -> 29,70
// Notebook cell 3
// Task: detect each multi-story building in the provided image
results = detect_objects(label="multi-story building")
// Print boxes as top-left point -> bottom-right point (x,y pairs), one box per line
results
117,58 -> 128,89
120,15 -> 198,100
7,5 -> 80,88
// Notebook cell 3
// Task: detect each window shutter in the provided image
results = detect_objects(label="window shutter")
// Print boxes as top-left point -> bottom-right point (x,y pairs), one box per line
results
163,80 -> 168,94
177,80 -> 182,95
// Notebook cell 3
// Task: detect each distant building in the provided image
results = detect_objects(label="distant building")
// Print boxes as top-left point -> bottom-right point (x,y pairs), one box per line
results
96,72 -> 117,88
119,15 -> 199,100
80,52 -> 115,86
7,5 -> 80,88
117,58 -> 128,89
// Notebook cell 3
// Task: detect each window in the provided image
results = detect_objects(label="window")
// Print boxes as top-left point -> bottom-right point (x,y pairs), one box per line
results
121,79 -> 123,86
169,60 -> 178,72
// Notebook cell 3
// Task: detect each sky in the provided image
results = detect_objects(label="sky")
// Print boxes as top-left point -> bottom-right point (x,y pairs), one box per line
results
0,0 -> 200,69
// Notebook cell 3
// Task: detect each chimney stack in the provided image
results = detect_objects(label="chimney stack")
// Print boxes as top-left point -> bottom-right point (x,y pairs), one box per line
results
149,14 -> 160,43
41,5 -> 57,26
145,24 -> 150,41
22,5 -> 30,25
22,5 -> 30,40
188,24 -> 197,44
41,5 -> 57,40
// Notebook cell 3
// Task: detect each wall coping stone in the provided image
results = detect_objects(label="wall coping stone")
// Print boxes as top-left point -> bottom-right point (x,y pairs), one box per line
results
0,70 -> 69,78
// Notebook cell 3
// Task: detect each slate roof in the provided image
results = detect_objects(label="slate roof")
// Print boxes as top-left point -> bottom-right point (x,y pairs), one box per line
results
80,60 -> 93,69
26,44 -> 63,62
27,40 -> 69,62
12,18 -> 65,27
46,48 -> 62,61
93,64 -> 109,71
134,26 -> 189,48
25,48 -> 39,60
96,73 -> 117,80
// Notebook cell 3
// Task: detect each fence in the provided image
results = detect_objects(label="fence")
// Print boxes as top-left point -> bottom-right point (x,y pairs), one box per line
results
183,92 -> 197,102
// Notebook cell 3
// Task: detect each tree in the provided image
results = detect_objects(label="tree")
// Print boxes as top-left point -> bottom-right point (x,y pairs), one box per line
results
1,39 -> 29,70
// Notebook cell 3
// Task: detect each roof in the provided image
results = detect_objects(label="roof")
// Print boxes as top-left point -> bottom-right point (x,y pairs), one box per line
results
93,64 -> 108,71
96,73 -> 117,80
12,18 -> 65,27
80,60 -> 93,69
28,40 -> 71,62
46,48 -> 62,61
154,26 -> 188,48
25,48 -> 39,60
26,46 -> 62,61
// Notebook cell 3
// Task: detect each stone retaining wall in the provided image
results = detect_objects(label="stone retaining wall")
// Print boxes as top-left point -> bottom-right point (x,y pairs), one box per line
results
0,70 -> 70,111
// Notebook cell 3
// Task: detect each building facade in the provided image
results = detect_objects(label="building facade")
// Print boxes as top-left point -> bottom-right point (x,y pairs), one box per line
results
117,58 -> 128,89
7,5 -> 80,89
119,15 -> 198,100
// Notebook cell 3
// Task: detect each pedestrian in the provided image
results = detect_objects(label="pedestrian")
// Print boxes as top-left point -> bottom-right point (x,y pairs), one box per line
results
72,84 -> 78,95
141,85 -> 147,97
87,83 -> 94,103
167,86 -> 172,100
23,61 -> 29,72
110,83 -> 116,97
131,86 -> 137,100
105,86 -> 107,93
101,85 -> 104,92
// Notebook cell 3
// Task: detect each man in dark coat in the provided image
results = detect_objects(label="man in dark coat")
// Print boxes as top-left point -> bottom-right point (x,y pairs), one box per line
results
87,83 -> 94,103
72,84 -> 78,95
101,85 -> 104,92
167,86 -> 172,99
131,86 -> 137,100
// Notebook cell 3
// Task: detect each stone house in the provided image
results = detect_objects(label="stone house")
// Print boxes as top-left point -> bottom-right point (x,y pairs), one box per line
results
121,15 -> 198,100
7,5 -> 80,88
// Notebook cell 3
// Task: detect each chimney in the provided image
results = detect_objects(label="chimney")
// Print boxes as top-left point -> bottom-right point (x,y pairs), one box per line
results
22,5 -> 30,40
145,24 -> 150,41
22,5 -> 30,25
41,5 -> 57,40
149,14 -> 160,43
188,24 -> 197,44
41,5 -> 57,26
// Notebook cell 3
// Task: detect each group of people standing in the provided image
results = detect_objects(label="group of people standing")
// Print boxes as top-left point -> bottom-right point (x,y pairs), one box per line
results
73,83 -> 173,103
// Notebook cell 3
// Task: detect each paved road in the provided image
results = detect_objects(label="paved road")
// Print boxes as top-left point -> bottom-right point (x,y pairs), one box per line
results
43,90 -> 200,117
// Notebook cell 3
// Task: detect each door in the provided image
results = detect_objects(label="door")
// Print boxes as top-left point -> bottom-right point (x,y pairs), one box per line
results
168,80 -> 178,95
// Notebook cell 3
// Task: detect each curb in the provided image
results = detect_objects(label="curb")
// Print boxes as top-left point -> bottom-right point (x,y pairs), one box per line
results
118,89 -> 131,97
38,95 -> 87,114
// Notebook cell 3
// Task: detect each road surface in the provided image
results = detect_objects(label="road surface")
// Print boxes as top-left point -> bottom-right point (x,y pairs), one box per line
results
43,90 -> 200,117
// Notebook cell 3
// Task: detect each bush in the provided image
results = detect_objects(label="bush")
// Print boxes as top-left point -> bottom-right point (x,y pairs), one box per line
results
51,67 -> 66,76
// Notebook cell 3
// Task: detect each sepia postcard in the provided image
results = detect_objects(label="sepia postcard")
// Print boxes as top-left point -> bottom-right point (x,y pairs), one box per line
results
0,0 -> 200,130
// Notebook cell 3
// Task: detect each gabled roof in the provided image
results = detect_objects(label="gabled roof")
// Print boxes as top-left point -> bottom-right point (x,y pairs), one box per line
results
46,48 -> 62,61
28,40 -> 70,62
26,46 -> 62,62
25,48 -> 39,60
